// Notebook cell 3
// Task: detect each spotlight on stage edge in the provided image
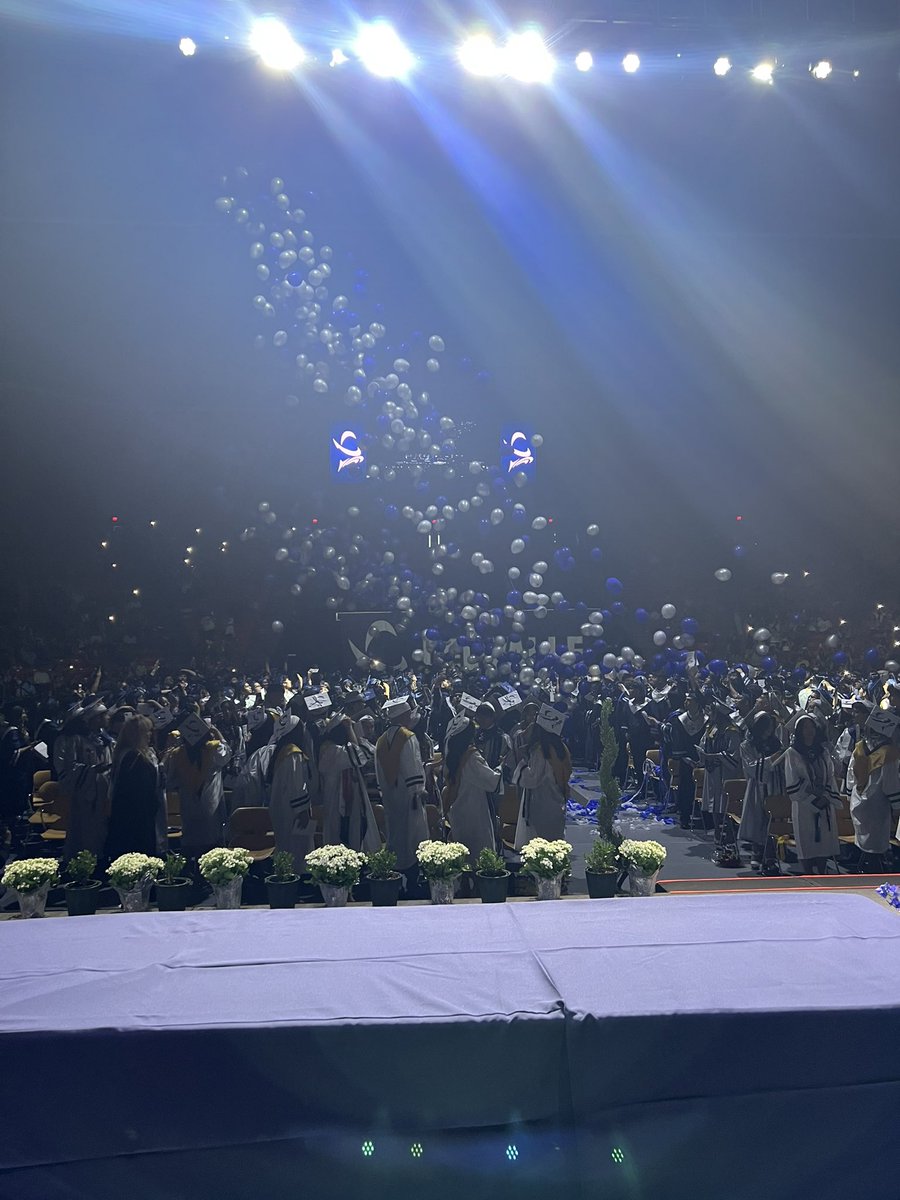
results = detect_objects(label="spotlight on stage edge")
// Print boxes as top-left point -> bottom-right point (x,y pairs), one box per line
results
458,33 -> 504,78
713,56 -> 731,76
179,37 -> 196,57
249,17 -> 305,71
574,50 -> 593,73
354,22 -> 414,78
504,29 -> 555,84
811,60 -> 833,80
751,60 -> 775,84
622,53 -> 640,74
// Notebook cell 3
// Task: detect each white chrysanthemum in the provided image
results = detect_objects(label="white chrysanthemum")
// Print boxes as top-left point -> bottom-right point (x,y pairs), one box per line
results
2,858 -> 60,894
416,840 -> 470,879
306,845 -> 367,887
618,839 -> 666,873
107,853 -> 164,889
198,847 -> 253,884
520,837 -> 573,879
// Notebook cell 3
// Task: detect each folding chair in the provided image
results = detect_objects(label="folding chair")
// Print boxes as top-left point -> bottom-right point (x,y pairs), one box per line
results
499,787 -> 520,852
763,793 -> 795,870
227,807 -> 276,863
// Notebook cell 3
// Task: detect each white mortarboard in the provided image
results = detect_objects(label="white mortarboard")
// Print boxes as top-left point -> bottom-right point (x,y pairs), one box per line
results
536,704 -> 566,736
382,696 -> 412,722
246,707 -> 267,731
270,712 -> 301,742
445,712 -> 471,741
458,692 -> 481,713
304,691 -> 332,713
178,713 -> 211,746
864,708 -> 900,743
497,690 -> 522,712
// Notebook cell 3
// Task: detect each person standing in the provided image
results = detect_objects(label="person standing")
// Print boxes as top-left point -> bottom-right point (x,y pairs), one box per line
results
784,714 -> 841,874
165,715 -> 231,858
512,709 -> 571,849
737,710 -> 786,872
375,698 -> 429,888
443,715 -> 502,864
850,709 -> 900,873
104,715 -> 167,860
318,714 -> 381,853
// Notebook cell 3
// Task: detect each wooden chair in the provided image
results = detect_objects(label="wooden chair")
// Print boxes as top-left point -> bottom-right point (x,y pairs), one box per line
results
645,749 -> 660,766
228,807 -> 276,863
39,788 -> 71,847
33,770 -> 51,792
29,780 -> 63,826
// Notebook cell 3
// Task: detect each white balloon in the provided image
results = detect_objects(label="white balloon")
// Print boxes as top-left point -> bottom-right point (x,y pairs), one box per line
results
754,628 -> 772,643
534,606 -> 548,619
531,516 -> 548,531
714,568 -> 732,583
523,591 -> 538,605
603,653 -> 618,669
471,552 -> 485,566
589,611 -> 604,625
529,574 -> 543,589
271,620 -> 284,634
532,433 -> 544,448
586,523 -> 600,537
661,604 -> 677,620
653,631 -> 667,646
511,538 -> 526,555
621,646 -> 635,662
538,641 -> 552,655
508,567 -> 521,581
771,572 -> 788,586
490,508 -> 504,525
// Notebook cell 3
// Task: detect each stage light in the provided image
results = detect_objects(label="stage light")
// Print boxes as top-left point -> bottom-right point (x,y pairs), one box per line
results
410,1141 -> 423,1158
458,33 -> 503,78
506,1144 -> 519,1161
811,59 -> 832,79
249,17 -> 305,71
179,37 -> 196,57
622,53 -> 640,74
330,48 -> 348,67
361,1140 -> 374,1157
575,50 -> 593,72
713,56 -> 732,76
504,30 -> 555,84
611,1147 -> 625,1164
355,22 -> 414,78
751,61 -> 774,84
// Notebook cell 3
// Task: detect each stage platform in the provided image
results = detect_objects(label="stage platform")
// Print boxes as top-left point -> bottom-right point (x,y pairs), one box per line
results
2,893 -> 899,1199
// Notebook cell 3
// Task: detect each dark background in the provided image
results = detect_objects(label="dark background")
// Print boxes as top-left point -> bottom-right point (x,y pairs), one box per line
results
1,0 -> 899,664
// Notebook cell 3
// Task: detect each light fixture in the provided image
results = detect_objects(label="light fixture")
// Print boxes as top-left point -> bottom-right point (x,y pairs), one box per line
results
622,53 -> 640,74
575,50 -> 593,72
355,22 -> 414,78
811,60 -> 832,80
457,33 -> 503,77
179,37 -> 196,57
713,56 -> 732,76
751,61 -> 774,84
249,17 -> 305,71
330,48 -> 348,67
504,29 -> 555,84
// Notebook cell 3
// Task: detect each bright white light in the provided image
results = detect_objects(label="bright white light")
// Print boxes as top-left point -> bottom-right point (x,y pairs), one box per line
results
751,61 -> 774,84
458,33 -> 503,78
575,50 -> 593,72
330,48 -> 348,67
622,53 -> 640,74
179,37 -> 196,57
355,22 -> 414,78
713,56 -> 731,76
811,59 -> 832,79
249,18 -> 305,71
505,30 -> 555,84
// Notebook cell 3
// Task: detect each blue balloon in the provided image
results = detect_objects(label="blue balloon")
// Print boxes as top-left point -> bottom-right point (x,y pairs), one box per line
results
634,608 -> 649,623
761,656 -> 777,673
507,591 -> 522,605
611,602 -> 625,616
733,545 -> 746,559
833,651 -> 849,667
681,617 -> 699,636
864,647 -> 881,667
470,640 -> 485,656
605,577 -> 623,595
590,547 -> 603,562
384,504 -> 398,519
709,659 -> 728,677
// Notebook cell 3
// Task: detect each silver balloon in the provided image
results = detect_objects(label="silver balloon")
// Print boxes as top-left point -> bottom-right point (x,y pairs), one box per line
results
661,604 -> 677,620
714,568 -> 732,583
653,631 -> 667,647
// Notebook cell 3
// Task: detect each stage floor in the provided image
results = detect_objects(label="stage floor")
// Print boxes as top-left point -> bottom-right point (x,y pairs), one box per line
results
2,892 -> 900,1199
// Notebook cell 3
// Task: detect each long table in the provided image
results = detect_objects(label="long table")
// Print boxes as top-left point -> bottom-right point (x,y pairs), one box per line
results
2,893 -> 899,1199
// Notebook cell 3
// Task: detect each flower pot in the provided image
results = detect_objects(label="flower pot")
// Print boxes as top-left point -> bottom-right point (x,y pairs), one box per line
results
212,876 -> 244,909
319,882 -> 350,908
627,867 -> 660,896
585,870 -> 618,899
369,873 -> 402,908
115,878 -> 154,913
476,871 -> 510,904
266,875 -> 300,909
534,873 -> 564,901
155,878 -> 192,913
427,877 -> 457,905
65,880 -> 102,916
13,882 -> 51,919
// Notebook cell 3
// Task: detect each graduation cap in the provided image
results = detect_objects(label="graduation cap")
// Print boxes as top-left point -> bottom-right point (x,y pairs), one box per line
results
536,704 -> 566,736
246,707 -> 267,731
458,692 -> 481,713
382,696 -> 412,722
177,712 -> 211,746
445,712 -> 471,740
304,691 -> 332,713
864,707 -> 900,744
496,689 -> 522,712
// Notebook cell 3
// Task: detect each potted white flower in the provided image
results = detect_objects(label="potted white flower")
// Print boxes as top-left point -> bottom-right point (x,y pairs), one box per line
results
416,840 -> 470,904
305,846 -> 367,907
618,838 -> 666,896
520,838 -> 573,900
198,847 -> 253,909
2,858 -> 60,918
107,853 -> 164,912
64,850 -> 102,916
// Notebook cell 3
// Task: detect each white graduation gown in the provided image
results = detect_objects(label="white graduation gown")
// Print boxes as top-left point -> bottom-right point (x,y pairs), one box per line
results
737,742 -> 786,847
318,741 -> 381,853
375,726 -> 428,871
851,750 -> 900,854
269,744 -> 316,867
512,748 -> 566,850
700,726 -> 742,815
784,747 -> 841,861
447,750 -> 501,865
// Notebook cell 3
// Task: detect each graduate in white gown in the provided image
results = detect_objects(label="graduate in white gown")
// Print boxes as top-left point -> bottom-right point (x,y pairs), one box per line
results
374,697 -> 429,877
164,718 -> 231,857
851,707 -> 900,872
737,711 -> 786,871
784,715 -> 841,873
699,703 -> 743,842
317,713 -> 381,853
513,706 -> 571,850
443,714 -> 501,865
265,713 -> 316,867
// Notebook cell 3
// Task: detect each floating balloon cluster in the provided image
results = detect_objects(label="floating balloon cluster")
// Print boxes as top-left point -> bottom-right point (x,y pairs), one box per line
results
215,172 -> 895,690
